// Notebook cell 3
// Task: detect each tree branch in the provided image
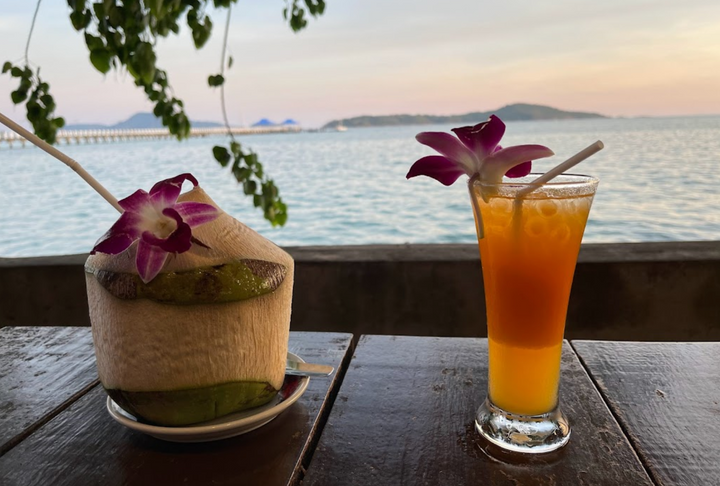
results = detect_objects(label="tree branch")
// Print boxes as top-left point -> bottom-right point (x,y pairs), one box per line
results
219,5 -> 235,142
25,0 -> 43,65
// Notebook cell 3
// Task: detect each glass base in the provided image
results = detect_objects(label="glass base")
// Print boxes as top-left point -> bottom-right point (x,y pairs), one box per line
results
475,398 -> 570,454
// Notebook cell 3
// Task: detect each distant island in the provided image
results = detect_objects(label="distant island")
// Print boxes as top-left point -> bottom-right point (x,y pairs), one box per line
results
65,112 -> 223,130
64,113 -> 303,130
321,103 -> 606,129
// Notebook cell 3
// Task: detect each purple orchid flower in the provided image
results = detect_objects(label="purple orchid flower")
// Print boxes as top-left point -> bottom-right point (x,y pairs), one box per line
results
406,115 -> 554,185
91,173 -> 220,283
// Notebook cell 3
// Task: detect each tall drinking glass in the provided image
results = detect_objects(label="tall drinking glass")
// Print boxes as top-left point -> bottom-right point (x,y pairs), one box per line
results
471,174 -> 598,454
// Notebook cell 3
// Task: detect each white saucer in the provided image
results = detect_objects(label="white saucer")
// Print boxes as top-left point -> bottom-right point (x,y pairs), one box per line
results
106,352 -> 310,442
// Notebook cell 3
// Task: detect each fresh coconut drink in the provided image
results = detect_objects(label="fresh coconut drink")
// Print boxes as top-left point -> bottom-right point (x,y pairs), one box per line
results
0,113 -> 295,428
85,174 -> 294,426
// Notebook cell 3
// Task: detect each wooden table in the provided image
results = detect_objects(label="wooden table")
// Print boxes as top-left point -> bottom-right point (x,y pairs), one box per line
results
0,327 -> 353,486
573,341 -> 720,486
2,327 -> 718,485
303,336 -> 720,486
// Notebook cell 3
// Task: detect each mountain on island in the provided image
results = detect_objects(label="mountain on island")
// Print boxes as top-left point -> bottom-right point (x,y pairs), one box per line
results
65,112 -> 222,130
321,103 -> 606,129
252,118 -> 277,127
251,118 -> 300,127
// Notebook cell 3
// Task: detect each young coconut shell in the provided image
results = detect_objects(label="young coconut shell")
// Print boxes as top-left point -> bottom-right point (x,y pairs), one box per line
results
85,186 -> 294,426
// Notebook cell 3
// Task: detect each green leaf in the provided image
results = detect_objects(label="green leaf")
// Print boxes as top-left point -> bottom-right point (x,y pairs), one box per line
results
10,67 -> 23,77
213,146 -> 231,167
84,33 -> 104,51
11,89 -> 27,104
147,0 -> 164,16
274,205 -> 288,226
70,10 -> 85,30
243,180 -> 257,195
227,56 -> 233,69
36,125 -> 53,143
40,94 -> 56,111
230,141 -> 241,156
108,6 -> 124,28
162,102 -> 174,117
191,16 -> 213,48
304,0 -> 317,14
19,78 -> 32,92
133,42 -> 157,85
82,10 -> 93,29
262,181 -> 278,199
176,113 -> 191,139
232,166 -> 251,180
207,74 -> 224,87
92,2 -> 105,19
67,0 -> 82,11
2,62 -> 11,74
27,103 -> 42,119
153,101 -> 165,117
187,8 -> 198,25
155,70 -> 168,88
90,49 -> 112,74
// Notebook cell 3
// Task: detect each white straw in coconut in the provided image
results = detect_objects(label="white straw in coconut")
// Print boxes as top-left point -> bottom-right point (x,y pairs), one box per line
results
0,112 -> 122,213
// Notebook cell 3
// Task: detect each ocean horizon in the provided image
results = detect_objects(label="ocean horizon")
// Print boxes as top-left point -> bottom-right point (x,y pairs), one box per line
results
1,115 -> 719,257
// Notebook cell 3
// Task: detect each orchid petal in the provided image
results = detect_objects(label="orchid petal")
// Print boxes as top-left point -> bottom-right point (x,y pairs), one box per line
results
174,202 -> 220,228
142,226 -> 192,254
452,115 -> 505,159
143,208 -> 193,253
149,173 -> 199,209
91,211 -> 143,255
118,189 -> 152,213
415,132 -> 477,174
505,161 -> 532,178
91,233 -> 134,255
162,208 -> 193,252
407,155 -> 466,186
481,145 -> 555,182
136,238 -> 169,283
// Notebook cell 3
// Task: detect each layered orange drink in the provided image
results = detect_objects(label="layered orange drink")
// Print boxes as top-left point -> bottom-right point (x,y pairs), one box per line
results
472,176 -> 597,416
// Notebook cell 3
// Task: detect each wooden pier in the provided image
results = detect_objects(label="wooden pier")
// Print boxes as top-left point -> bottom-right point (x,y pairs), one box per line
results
0,125 -> 301,148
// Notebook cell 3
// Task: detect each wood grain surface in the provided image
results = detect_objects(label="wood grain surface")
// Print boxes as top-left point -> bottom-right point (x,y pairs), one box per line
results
0,330 -> 353,486
303,335 -> 653,486
0,327 -> 97,456
573,340 -> 720,486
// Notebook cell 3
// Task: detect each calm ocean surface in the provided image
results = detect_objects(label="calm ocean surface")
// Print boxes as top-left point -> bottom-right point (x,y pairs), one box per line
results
1,116 -> 719,257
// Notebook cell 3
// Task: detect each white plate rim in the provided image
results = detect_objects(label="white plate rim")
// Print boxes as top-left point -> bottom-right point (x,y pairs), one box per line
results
106,351 -> 310,439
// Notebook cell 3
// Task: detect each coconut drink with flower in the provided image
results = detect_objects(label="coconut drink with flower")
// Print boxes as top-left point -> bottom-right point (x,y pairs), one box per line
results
85,174 -> 293,426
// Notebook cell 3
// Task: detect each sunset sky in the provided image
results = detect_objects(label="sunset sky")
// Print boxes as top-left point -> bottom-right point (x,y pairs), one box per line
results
1,0 -> 719,128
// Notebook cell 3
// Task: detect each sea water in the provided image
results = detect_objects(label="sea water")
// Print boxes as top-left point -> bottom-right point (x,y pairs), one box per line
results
1,116 -> 719,257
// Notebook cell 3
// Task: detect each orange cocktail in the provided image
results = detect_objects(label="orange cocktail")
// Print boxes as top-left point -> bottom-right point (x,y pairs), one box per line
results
473,175 -> 597,417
